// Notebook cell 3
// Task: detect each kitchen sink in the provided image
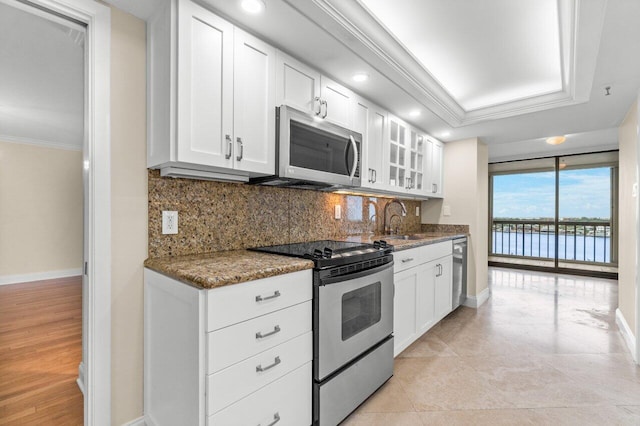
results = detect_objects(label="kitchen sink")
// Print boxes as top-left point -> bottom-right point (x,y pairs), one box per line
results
384,234 -> 425,241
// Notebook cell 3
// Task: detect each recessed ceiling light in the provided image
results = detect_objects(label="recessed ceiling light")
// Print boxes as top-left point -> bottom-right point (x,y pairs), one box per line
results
440,131 -> 451,138
241,0 -> 266,14
352,72 -> 369,82
546,136 -> 566,145
409,110 -> 421,117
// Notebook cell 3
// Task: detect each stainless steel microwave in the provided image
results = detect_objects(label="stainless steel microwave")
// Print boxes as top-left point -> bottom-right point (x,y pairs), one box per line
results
251,106 -> 362,189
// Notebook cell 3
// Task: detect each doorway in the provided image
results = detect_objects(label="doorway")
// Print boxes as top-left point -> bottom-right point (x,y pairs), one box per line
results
0,0 -> 112,423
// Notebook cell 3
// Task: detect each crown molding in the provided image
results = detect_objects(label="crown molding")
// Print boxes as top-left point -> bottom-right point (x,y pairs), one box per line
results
300,0 -> 606,127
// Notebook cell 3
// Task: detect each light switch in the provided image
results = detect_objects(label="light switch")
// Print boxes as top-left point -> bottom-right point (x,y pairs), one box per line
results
415,206 -> 420,216
443,205 -> 451,216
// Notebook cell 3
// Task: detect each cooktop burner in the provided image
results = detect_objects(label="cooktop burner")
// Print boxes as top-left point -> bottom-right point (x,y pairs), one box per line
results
249,239 -> 393,269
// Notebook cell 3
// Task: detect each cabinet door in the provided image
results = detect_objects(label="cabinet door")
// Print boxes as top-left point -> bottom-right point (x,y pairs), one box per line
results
408,129 -> 426,194
426,137 -> 444,197
434,256 -> 453,321
320,76 -> 354,128
416,262 -> 436,335
388,115 -> 409,192
177,0 -> 234,167
275,51 -> 321,115
393,267 -> 418,357
233,28 -> 276,175
431,139 -> 444,196
364,103 -> 386,190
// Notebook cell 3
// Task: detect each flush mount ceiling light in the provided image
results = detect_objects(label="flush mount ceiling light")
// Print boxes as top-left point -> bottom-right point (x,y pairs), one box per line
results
440,131 -> 451,138
546,136 -> 566,145
409,109 -> 421,117
352,72 -> 369,82
241,0 -> 266,14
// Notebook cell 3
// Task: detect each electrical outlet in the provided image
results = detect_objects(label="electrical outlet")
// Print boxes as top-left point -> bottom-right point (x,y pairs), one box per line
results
334,205 -> 342,220
415,206 -> 420,216
162,211 -> 178,234
443,205 -> 451,217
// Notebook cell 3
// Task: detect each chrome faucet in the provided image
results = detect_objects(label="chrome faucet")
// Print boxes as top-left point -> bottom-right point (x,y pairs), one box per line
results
383,198 -> 407,234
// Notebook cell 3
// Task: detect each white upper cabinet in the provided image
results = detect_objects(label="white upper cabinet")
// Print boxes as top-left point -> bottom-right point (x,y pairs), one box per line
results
276,51 -> 355,128
354,95 -> 387,190
233,28 -> 276,175
275,51 -> 321,115
176,1 -> 234,168
387,114 -> 409,192
426,136 -> 444,197
148,0 -> 275,178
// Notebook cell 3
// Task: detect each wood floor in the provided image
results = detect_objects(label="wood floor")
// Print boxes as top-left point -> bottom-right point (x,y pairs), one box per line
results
0,277 -> 83,425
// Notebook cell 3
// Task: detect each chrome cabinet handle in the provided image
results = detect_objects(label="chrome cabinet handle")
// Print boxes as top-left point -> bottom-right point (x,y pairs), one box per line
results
321,99 -> 328,118
256,356 -> 281,372
255,290 -> 281,302
313,96 -> 322,115
257,412 -> 281,426
432,183 -> 437,193
373,169 -> 377,183
225,134 -> 232,159
348,135 -> 358,180
256,325 -> 281,339
236,137 -> 243,161
401,257 -> 414,263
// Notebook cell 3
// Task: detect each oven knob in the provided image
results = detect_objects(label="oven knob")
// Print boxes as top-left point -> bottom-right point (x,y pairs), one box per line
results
373,240 -> 381,249
313,249 -> 324,259
323,247 -> 333,258
379,240 -> 388,249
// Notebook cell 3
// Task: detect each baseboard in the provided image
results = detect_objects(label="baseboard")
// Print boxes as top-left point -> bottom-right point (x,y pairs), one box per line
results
76,362 -> 86,396
122,416 -> 146,426
616,308 -> 637,363
463,287 -> 490,308
0,268 -> 82,286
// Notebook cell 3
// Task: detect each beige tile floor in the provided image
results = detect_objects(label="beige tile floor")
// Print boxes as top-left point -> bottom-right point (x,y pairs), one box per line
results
343,267 -> 640,425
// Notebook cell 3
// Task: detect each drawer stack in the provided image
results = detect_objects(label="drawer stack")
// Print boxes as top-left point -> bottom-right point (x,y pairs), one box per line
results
205,272 -> 312,425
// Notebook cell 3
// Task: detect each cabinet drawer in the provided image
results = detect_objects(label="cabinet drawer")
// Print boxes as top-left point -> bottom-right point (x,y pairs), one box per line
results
207,301 -> 311,374
423,240 -> 452,260
206,269 -> 312,331
207,362 -> 311,426
207,331 -> 312,414
394,246 -> 424,273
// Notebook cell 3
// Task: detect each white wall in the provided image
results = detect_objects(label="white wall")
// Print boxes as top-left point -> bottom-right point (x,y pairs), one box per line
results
421,138 -> 489,300
618,97 -> 638,341
110,6 -> 148,425
0,140 -> 83,282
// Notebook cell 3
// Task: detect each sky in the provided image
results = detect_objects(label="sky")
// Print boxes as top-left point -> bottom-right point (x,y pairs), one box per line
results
492,167 -> 611,219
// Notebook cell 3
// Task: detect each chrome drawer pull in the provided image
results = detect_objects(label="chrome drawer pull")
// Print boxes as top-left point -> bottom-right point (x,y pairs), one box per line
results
255,290 -> 281,302
258,412 -> 281,426
256,325 -> 281,339
401,257 -> 414,263
256,356 -> 281,372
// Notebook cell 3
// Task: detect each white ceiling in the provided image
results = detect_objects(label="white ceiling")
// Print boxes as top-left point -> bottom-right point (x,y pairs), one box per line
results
360,0 -> 564,112
0,2 -> 84,150
78,0 -> 640,161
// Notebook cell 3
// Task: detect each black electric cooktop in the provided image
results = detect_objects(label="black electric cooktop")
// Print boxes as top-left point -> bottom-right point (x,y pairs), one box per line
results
249,239 -> 393,269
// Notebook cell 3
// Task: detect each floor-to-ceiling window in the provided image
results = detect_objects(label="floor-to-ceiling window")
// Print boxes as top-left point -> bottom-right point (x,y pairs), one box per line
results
489,151 -> 618,277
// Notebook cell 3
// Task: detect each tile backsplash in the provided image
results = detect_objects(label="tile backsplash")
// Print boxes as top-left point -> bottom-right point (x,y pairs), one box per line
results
148,170 -> 423,258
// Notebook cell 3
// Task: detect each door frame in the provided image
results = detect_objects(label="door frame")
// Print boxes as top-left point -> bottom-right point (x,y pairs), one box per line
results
635,91 -> 640,364
8,0 -> 112,423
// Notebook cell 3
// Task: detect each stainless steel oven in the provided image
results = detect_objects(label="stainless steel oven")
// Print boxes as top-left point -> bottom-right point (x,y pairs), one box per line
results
249,240 -> 395,426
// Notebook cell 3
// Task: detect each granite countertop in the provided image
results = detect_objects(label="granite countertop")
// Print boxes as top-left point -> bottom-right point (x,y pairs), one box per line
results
347,232 -> 468,251
144,232 -> 466,289
144,250 -> 314,289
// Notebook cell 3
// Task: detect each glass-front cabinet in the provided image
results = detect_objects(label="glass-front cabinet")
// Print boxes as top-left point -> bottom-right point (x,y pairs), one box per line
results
409,129 -> 425,192
388,115 -> 408,190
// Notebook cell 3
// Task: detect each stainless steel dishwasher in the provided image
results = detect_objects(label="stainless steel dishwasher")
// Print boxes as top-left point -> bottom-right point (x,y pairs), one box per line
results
452,237 -> 467,309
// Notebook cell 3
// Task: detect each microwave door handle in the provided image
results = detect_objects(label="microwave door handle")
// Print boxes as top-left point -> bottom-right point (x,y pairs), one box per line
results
348,135 -> 358,180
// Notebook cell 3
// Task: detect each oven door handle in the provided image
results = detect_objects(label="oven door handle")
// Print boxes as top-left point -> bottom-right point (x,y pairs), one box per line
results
319,261 -> 394,286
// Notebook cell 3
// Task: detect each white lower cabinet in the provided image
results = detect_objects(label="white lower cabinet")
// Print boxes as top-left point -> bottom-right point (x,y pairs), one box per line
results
393,242 -> 454,356
208,362 -> 311,426
144,268 -> 313,426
